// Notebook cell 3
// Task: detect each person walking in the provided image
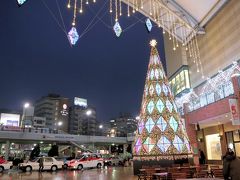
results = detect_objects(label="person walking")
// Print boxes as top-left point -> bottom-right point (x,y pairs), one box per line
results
38,157 -> 44,172
223,149 -> 240,180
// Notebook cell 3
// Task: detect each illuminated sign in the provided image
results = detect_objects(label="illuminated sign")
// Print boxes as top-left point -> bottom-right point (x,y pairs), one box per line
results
61,104 -> 68,116
0,113 -> 20,126
74,97 -> 87,107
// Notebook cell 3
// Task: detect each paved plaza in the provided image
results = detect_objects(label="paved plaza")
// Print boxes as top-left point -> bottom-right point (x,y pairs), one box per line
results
0,166 -> 137,180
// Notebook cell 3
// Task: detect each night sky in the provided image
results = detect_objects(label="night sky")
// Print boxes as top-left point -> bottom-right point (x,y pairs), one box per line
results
0,0 -> 165,121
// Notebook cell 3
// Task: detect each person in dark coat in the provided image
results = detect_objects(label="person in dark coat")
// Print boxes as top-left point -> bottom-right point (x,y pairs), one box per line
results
38,157 -> 44,172
199,149 -> 206,164
223,149 -> 240,180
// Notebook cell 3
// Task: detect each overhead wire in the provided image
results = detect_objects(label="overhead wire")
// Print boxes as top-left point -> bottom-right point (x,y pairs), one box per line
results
80,0 -> 109,37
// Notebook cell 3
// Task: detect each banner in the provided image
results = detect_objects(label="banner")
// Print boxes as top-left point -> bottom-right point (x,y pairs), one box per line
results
229,99 -> 240,125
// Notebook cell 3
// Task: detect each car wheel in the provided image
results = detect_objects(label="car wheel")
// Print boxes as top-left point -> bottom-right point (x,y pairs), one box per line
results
63,164 -> 68,169
0,166 -> 4,173
97,163 -> 102,169
25,166 -> 32,172
51,165 -> 57,172
77,164 -> 83,170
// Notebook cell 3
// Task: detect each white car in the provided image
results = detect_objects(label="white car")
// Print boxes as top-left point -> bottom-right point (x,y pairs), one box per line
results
67,153 -> 103,170
19,157 -> 63,172
0,161 -> 12,173
110,157 -> 123,166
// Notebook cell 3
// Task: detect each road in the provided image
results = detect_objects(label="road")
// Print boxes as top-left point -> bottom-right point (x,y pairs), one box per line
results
0,166 -> 137,180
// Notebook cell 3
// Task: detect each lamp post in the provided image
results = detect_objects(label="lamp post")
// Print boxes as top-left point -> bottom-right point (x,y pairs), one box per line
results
86,110 -> 92,135
22,102 -> 30,128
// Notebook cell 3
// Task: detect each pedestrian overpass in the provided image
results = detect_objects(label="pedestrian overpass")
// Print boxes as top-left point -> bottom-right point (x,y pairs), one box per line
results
0,130 -> 134,145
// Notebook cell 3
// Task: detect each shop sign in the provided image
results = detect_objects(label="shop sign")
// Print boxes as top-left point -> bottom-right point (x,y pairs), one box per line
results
229,99 -> 240,125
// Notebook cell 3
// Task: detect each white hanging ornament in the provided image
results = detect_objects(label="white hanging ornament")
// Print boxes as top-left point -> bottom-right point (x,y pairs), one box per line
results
113,21 -> 122,37
68,27 -> 79,45
17,0 -> 27,6
145,18 -> 153,32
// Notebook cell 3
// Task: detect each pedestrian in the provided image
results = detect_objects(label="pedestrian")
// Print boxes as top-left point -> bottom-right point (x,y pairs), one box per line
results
199,149 -> 206,164
39,157 -> 44,172
223,149 -> 240,180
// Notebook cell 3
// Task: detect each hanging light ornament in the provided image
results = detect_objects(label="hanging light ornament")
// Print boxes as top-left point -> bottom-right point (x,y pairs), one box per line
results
113,22 -> 122,37
17,0 -> 27,6
145,18 -> 153,32
68,0 -> 79,45
68,27 -> 79,45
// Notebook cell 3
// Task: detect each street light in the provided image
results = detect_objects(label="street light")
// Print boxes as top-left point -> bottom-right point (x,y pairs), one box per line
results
24,103 -> 30,108
22,102 -> 30,127
58,121 -> 63,126
86,109 -> 92,135
99,125 -> 103,129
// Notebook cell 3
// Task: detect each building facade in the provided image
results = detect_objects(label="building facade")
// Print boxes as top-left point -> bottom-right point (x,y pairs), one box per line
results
164,0 -> 240,164
68,105 -> 97,136
34,94 -> 69,132
109,113 -> 137,137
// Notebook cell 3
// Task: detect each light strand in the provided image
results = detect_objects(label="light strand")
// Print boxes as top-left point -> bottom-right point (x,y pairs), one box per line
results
115,0 -> 118,21
119,0 -> 122,16
132,0 -> 135,13
79,0 -> 83,13
150,0 -> 152,16
72,0 -> 77,26
167,12 -> 171,40
110,0 -> 112,13
67,0 -> 71,8
127,0 -> 130,16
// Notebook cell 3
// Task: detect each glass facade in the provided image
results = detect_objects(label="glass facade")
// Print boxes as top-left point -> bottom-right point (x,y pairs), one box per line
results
189,81 -> 234,112
169,66 -> 191,96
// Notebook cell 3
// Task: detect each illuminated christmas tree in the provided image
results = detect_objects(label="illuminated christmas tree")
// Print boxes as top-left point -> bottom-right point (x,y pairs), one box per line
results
133,40 -> 191,167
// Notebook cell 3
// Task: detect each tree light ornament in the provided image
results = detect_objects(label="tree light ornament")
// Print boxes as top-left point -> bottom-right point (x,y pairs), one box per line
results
17,0 -> 27,6
68,27 -> 79,45
113,22 -> 122,37
145,18 -> 153,32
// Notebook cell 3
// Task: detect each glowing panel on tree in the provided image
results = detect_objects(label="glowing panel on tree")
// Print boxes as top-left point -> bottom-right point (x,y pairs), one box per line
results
135,138 -> 142,154
133,39 -> 191,160
157,136 -> 171,153
145,117 -> 155,133
143,137 -> 155,153
156,116 -> 167,131
147,101 -> 154,114
138,121 -> 144,134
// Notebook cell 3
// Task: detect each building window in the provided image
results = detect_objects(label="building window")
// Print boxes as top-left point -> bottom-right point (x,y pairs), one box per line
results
205,134 -> 222,160
169,66 -> 191,96
224,81 -> 234,97
200,95 -> 207,107
206,92 -> 215,104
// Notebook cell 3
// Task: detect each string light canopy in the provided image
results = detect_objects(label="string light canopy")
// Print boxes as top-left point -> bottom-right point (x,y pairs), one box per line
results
65,0 -> 204,77
133,39 -> 192,161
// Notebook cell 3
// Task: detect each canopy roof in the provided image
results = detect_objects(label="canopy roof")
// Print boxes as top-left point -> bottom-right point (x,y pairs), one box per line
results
122,0 -> 228,42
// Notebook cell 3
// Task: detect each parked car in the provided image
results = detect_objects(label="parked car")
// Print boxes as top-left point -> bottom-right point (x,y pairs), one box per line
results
0,161 -> 12,173
103,156 -> 123,166
67,153 -> 103,170
110,157 -> 124,166
19,157 -> 63,172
